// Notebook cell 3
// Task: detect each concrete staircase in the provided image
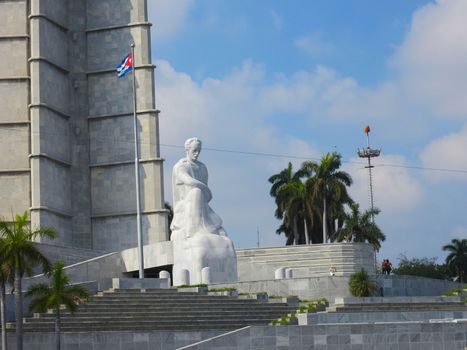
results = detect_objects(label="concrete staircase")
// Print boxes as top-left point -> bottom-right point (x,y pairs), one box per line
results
20,288 -> 296,332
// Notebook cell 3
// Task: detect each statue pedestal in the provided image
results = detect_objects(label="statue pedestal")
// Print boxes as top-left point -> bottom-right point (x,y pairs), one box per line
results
172,233 -> 237,286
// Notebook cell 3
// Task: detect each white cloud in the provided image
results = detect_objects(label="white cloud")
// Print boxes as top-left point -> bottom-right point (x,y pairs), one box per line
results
294,33 -> 335,57
392,0 -> 467,118
147,0 -> 194,41
346,155 -> 424,214
420,126 -> 467,182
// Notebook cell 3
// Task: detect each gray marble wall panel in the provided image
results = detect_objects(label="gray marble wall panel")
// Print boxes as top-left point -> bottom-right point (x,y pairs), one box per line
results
89,116 -> 135,164
0,1 -> 27,36
0,125 -> 29,170
88,71 -> 132,116
30,61 -> 69,113
0,39 -> 28,76
32,0 -> 68,28
31,158 -> 71,212
6,322 -> 467,350
92,215 -> 139,251
32,18 -> 68,68
90,114 -> 158,164
30,209 -> 72,246
0,174 -> 30,218
87,28 -> 135,72
88,68 -> 154,116
87,26 -> 151,71
91,164 -> 135,214
93,212 -> 167,251
86,0 -> 146,29
31,108 -> 70,162
6,330 -> 224,350
378,275 -> 463,297
91,161 -> 163,215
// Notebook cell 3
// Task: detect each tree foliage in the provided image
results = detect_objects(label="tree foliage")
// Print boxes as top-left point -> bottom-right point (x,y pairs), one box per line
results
268,153 -> 353,245
0,236 -> 14,350
393,255 -> 452,280
442,238 -> 467,283
0,211 -> 56,350
334,203 -> 386,251
303,152 -> 353,243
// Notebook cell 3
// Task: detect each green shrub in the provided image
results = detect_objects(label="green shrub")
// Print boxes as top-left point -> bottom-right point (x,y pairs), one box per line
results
349,268 -> 377,297
442,287 -> 467,296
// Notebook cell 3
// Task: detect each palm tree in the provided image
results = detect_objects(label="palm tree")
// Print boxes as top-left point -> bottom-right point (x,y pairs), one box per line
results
269,162 -> 310,245
275,180 -> 309,244
334,203 -> 386,252
0,211 -> 56,350
26,261 -> 90,350
0,240 -> 13,350
442,238 -> 467,283
304,152 -> 353,243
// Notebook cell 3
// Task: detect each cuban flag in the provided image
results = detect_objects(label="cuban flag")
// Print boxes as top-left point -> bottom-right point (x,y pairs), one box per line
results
116,53 -> 133,78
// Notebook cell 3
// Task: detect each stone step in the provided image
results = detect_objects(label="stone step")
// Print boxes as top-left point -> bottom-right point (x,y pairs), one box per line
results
236,244 -> 369,256
58,306 -> 291,313
25,315 -> 280,324
24,288 -> 294,332
239,252 -> 369,262
90,295 -> 261,301
78,299 -> 290,304
22,319 -> 274,330
21,323 -> 262,332
28,310 -> 288,319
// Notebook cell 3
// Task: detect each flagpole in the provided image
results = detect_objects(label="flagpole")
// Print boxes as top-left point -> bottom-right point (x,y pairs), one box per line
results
131,43 -> 144,279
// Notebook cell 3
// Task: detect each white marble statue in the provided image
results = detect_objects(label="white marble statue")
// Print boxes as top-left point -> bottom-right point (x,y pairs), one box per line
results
171,137 -> 237,285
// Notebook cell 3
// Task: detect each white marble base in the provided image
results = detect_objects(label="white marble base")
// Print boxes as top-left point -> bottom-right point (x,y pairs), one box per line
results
172,232 -> 237,286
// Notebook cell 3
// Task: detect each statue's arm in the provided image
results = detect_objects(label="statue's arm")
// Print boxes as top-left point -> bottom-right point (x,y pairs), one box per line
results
175,164 -> 212,200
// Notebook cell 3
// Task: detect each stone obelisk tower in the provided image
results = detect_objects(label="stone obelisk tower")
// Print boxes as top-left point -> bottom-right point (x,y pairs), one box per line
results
0,0 -> 168,252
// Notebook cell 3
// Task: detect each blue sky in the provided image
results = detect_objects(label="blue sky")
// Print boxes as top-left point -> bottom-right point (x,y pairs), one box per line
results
147,0 -> 467,266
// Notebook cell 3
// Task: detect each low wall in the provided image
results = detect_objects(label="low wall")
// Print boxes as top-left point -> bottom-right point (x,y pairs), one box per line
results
4,322 -> 467,350
35,243 -> 102,266
3,330 -> 225,350
178,323 -> 467,349
212,276 -> 353,302
378,275 -> 464,296
212,275 -> 464,302
22,252 -> 125,292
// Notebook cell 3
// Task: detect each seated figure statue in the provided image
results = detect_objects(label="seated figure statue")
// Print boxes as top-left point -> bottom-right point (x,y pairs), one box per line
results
170,137 -> 237,285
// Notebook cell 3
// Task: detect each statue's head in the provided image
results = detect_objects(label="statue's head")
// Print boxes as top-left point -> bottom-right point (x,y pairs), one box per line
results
185,137 -> 202,161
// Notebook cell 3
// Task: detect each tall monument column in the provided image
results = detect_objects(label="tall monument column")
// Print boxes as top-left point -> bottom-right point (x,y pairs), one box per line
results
0,0 -> 168,252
